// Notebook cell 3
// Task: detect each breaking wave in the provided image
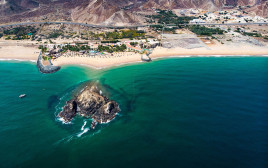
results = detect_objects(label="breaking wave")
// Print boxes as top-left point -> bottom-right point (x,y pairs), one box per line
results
81,121 -> 87,130
56,117 -> 72,125
77,128 -> 90,137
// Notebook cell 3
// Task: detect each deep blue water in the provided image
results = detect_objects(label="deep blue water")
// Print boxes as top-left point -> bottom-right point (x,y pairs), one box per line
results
0,57 -> 267,168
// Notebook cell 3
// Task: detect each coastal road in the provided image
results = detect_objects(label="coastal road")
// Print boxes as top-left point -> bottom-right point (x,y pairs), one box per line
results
0,21 -> 147,29
0,21 -> 267,29
184,22 -> 268,26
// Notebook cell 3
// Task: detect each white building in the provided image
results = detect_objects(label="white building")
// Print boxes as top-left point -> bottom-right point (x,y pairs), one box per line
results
190,19 -> 206,24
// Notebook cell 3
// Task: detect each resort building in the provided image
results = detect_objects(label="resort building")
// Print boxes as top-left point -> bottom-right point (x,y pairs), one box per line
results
125,42 -> 143,52
88,43 -> 99,49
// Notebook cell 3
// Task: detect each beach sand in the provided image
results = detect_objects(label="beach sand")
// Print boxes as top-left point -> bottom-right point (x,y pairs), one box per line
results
52,52 -> 143,69
0,40 -> 39,61
0,40 -> 268,69
150,45 -> 268,58
52,45 -> 268,69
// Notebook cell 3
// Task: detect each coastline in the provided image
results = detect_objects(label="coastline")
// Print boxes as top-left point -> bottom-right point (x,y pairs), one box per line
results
1,54 -> 268,70
0,44 -> 268,69
0,40 -> 39,60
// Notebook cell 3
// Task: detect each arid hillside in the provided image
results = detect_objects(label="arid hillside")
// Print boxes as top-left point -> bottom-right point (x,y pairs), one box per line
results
0,0 -> 267,25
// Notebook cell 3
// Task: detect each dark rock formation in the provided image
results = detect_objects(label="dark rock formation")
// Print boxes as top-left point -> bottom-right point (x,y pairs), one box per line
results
37,52 -> 61,74
58,83 -> 120,129
141,54 -> 152,62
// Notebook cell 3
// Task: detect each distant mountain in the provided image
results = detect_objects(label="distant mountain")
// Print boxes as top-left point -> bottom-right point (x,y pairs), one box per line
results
0,0 -> 267,25
0,0 -> 39,15
71,0 -> 133,25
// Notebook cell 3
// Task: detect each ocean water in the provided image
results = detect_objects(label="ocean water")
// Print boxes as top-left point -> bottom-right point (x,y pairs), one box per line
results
0,57 -> 267,168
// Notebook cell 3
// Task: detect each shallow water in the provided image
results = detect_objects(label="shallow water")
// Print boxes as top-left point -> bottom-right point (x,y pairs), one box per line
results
0,57 -> 267,168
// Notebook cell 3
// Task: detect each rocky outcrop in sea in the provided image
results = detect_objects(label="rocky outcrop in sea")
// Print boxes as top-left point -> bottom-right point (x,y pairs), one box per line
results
58,83 -> 120,129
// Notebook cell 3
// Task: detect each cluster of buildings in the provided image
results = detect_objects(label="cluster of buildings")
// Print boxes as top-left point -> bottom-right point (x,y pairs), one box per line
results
190,10 -> 268,24
42,38 -> 161,59
176,8 -> 203,16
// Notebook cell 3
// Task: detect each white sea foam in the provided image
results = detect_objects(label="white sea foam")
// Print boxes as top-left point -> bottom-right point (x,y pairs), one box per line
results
57,117 -> 72,125
77,128 -> 89,137
99,118 -> 112,124
81,121 -> 87,130
152,55 -> 268,60
0,58 -> 36,62
166,55 -> 191,58
54,91 -> 71,117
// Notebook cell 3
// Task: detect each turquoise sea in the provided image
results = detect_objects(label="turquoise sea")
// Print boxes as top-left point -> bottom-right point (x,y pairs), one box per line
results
0,57 -> 267,168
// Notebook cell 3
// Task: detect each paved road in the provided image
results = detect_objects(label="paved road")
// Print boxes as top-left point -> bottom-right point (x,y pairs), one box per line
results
185,22 -> 268,26
0,21 -> 146,29
0,21 -> 267,29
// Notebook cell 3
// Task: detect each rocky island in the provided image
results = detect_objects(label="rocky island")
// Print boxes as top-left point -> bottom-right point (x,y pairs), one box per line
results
58,83 -> 120,129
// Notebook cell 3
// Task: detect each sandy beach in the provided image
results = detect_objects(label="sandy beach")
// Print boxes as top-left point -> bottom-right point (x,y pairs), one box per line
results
51,44 -> 268,69
0,40 -> 39,61
0,40 -> 268,69
150,45 -> 268,58
51,52 -> 143,69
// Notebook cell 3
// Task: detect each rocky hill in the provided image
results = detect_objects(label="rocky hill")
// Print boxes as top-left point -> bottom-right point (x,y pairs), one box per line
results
0,0 -> 267,25
58,82 -> 120,129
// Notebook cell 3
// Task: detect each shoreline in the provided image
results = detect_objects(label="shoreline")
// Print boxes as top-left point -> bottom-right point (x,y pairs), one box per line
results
0,58 -> 36,62
0,43 -> 268,69
55,54 -> 268,70
48,45 -> 268,69
1,54 -> 268,70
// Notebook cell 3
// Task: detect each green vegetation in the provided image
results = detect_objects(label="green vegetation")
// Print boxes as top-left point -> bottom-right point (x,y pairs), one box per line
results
62,44 -> 91,52
243,32 -> 262,37
97,44 -> 127,53
150,24 -> 164,29
39,45 -> 47,52
2,26 -> 38,40
42,56 -> 47,60
235,28 -> 262,37
101,40 -> 119,43
0,33 -> 3,38
150,24 -> 177,32
42,55 -> 52,60
146,10 -> 196,26
189,25 -> 224,36
48,30 -> 63,39
130,42 -> 138,47
42,56 -> 49,60
5,36 -> 11,40
120,30 -> 145,39
89,30 -> 145,40
234,28 -> 241,33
